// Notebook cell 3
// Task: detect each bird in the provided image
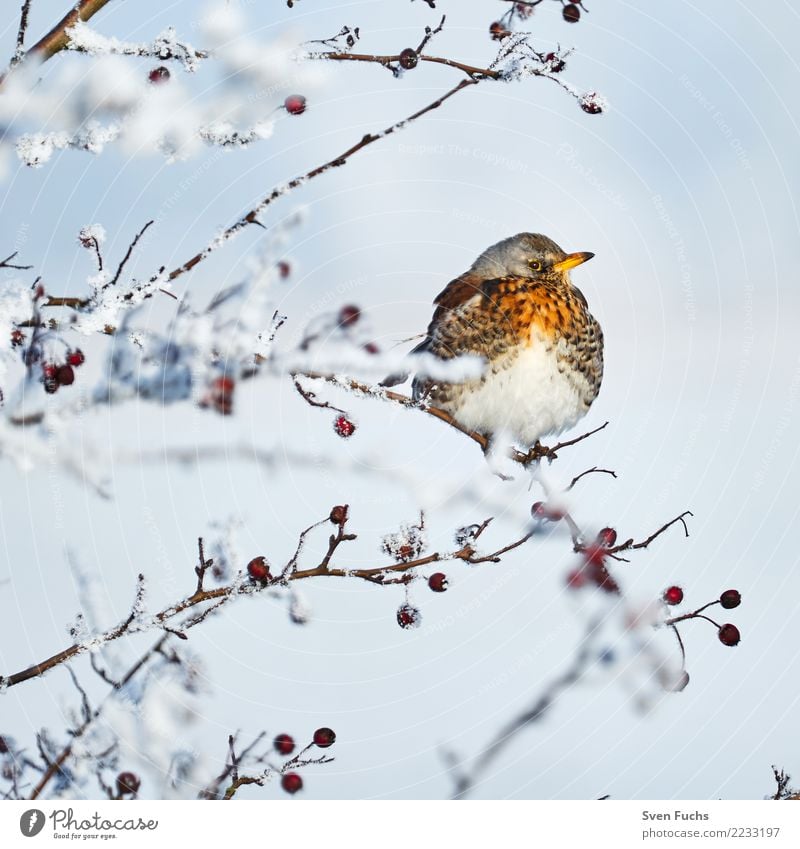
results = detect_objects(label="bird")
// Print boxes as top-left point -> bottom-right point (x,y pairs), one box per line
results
384,232 -> 603,451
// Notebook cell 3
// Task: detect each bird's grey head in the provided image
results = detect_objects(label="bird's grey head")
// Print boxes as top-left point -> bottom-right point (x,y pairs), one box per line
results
470,232 -> 594,280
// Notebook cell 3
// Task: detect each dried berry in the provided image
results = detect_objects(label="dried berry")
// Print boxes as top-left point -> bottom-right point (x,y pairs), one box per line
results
247,556 -> 271,583
56,364 -> 75,386
281,772 -> 303,794
397,603 -> 421,630
428,572 -> 448,593
274,733 -> 295,756
148,66 -> 170,84
563,4 -> 581,24
329,505 -> 349,525
718,623 -> 741,646
337,305 -> 361,327
719,589 -> 741,609
399,48 -> 418,70
333,415 -> 356,438
597,527 -> 617,547
116,771 -> 140,795
313,727 -> 336,748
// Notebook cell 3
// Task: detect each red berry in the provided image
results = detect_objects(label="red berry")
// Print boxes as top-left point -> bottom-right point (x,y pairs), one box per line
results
247,556 -> 271,583
313,727 -> 336,748
333,415 -> 356,438
42,362 -> 57,379
579,92 -> 605,115
545,52 -> 566,73
284,95 -> 307,115
276,260 -> 291,279
273,733 -> 295,756
583,544 -> 606,568
56,364 -> 75,386
329,504 -> 348,525
281,772 -> 303,794
337,304 -> 360,327
489,21 -> 510,40
719,589 -> 741,609
148,66 -> 170,84
397,603 -> 421,630
563,4 -> 581,23
399,48 -> 418,70
597,527 -> 617,547
566,568 -> 586,589
363,342 -> 380,355
212,376 -> 235,398
116,771 -> 140,795
531,502 -> 563,521
428,572 -> 448,593
663,585 -> 684,606
67,349 -> 85,367
718,623 -> 741,646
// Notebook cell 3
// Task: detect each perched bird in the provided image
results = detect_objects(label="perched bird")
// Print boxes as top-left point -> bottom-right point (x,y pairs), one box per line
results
385,233 -> 603,449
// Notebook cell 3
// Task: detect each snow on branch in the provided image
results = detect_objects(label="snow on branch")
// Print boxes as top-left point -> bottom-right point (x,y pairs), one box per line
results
65,21 -> 207,71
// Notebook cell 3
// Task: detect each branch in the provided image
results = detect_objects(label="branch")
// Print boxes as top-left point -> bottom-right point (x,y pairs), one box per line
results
449,615 -> 603,798
2,0 -> 114,80
107,220 -> 153,288
0,251 -> 33,270
11,1 -> 34,66
295,372 -> 608,468
312,51 -> 500,81
0,510 -> 535,690
28,633 -> 170,800
166,77 -> 479,283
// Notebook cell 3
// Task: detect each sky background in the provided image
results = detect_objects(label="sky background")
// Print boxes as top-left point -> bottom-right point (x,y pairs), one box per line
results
1,0 -> 799,800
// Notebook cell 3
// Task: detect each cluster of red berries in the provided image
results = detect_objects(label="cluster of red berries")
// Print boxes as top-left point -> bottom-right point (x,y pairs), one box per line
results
42,350 -> 85,394
274,727 -> 336,795
566,527 -> 621,594
199,375 -> 235,415
663,586 -> 742,647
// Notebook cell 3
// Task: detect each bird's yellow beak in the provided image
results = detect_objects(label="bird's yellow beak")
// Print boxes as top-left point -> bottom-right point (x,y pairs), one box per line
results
552,251 -> 595,273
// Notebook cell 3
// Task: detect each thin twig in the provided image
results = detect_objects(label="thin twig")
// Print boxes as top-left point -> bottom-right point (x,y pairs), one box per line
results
166,77 -> 479,283
11,1 -> 34,66
2,0 -> 115,82
0,251 -> 33,270
107,220 -> 153,288
566,466 -> 617,491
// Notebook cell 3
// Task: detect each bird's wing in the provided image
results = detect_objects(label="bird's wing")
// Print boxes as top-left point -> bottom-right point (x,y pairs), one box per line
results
380,271 -> 482,388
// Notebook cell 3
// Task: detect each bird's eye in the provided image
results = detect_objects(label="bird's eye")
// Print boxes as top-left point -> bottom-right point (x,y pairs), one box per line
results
528,259 -> 542,271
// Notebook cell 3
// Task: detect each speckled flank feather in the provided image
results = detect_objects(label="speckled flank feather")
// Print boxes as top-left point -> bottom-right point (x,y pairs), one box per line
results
411,233 -> 603,447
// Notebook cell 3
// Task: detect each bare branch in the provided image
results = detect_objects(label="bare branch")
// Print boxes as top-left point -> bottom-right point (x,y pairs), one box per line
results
166,78 -> 479,283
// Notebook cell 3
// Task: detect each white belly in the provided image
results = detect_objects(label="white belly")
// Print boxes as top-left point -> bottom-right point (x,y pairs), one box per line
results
449,339 -> 590,446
